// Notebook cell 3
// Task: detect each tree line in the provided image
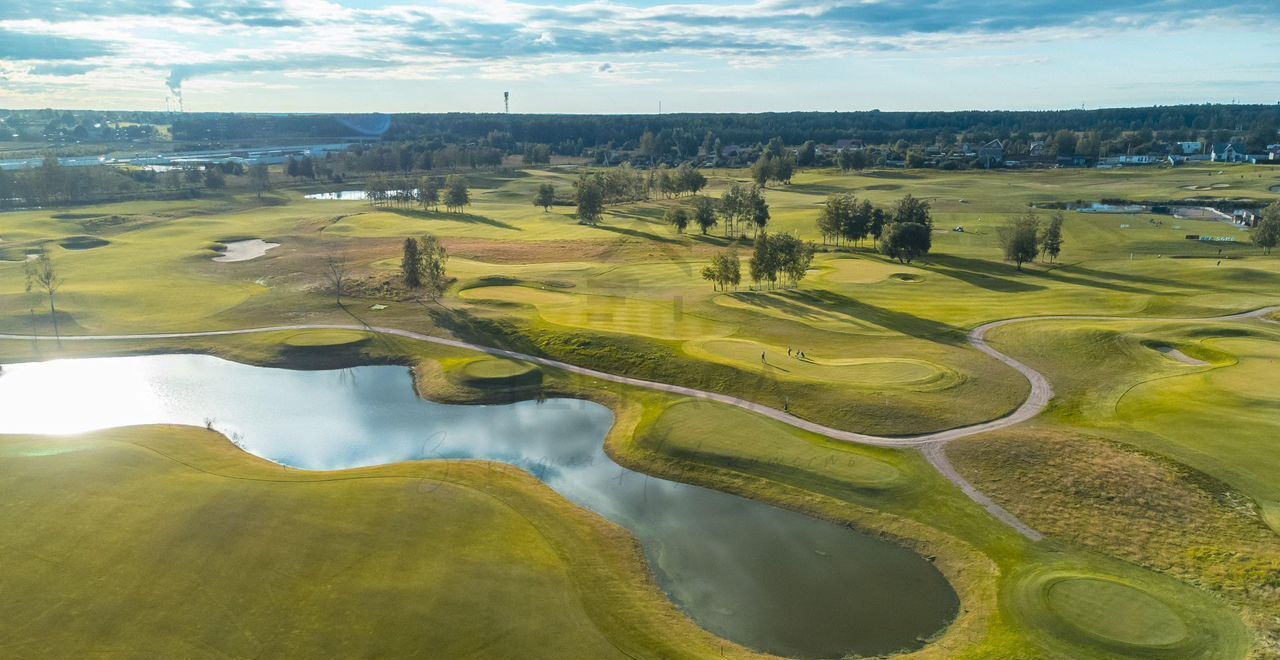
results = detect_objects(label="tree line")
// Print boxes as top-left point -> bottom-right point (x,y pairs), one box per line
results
364,174 -> 471,213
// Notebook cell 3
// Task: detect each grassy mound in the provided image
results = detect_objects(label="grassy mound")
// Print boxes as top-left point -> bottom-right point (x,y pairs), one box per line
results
1046,577 -> 1188,647
457,357 -> 543,388
0,428 -> 738,659
686,338 -> 960,390
282,330 -> 371,347
646,400 -> 903,489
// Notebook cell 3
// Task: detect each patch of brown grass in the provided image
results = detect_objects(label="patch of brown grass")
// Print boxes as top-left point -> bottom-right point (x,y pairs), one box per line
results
949,426 -> 1280,654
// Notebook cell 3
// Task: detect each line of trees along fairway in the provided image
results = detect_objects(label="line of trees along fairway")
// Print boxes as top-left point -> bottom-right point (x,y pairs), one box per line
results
816,193 -> 886,246
0,156 -> 241,209
442,175 -> 471,213
401,233 -> 449,299
1253,202 -> 1280,255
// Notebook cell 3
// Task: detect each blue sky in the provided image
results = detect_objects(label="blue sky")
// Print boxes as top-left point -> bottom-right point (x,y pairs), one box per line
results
0,0 -> 1277,112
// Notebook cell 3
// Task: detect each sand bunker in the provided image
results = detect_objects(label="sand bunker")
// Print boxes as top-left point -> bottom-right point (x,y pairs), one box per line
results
1153,345 -> 1209,366
214,239 -> 280,263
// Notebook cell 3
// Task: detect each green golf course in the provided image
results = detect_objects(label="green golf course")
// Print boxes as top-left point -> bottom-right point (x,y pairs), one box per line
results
2,162 -> 1278,658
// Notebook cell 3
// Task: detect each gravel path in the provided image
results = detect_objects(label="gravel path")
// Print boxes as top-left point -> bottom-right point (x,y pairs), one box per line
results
3,305 -> 1274,541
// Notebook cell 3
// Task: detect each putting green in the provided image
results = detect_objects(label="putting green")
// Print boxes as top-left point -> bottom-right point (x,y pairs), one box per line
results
685,338 -> 960,390
1007,565 -> 1249,658
457,357 -> 542,387
1046,578 -> 1188,647
460,284 -> 735,340
282,330 -> 371,347
818,255 -> 927,284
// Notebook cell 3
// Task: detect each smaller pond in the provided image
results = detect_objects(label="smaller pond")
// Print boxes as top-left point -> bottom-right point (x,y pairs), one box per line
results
214,239 -> 279,262
304,189 -> 414,201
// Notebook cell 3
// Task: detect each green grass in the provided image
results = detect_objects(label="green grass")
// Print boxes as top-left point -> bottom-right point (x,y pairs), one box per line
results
2,162 -> 1279,658
0,426 -> 752,659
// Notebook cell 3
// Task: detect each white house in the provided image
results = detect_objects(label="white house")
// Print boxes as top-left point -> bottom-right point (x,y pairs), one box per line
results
1176,141 -> 1203,155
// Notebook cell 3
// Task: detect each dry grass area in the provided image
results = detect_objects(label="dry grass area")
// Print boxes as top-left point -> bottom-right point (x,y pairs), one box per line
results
949,426 -> 1280,655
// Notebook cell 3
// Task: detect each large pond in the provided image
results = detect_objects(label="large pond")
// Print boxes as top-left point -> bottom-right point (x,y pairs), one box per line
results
0,355 -> 957,658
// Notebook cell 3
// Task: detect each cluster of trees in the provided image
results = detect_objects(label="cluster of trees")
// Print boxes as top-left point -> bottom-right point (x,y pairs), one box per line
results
1253,202 -> 1280,255
571,166 -> 653,224
664,196 -> 719,234
285,156 -> 318,179
718,183 -> 771,237
878,195 -> 935,264
400,233 -> 450,299
700,250 -> 742,290
521,143 -> 551,165
654,163 -> 707,197
811,193 -> 933,263
996,211 -> 1065,270
750,139 -> 798,186
815,194 -> 887,245
749,232 -> 816,289
363,174 -> 469,212
334,142 -> 504,176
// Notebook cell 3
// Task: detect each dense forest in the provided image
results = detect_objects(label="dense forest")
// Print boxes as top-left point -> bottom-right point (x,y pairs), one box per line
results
155,105 -> 1280,150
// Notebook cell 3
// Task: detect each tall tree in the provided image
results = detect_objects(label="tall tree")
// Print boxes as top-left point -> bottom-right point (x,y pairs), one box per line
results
418,233 -> 449,300
1040,211 -> 1065,262
693,196 -> 718,234
534,183 -> 556,211
891,194 -> 932,228
402,238 -> 422,288
665,206 -> 689,233
999,212 -> 1041,271
796,140 -> 817,166
249,163 -> 270,199
1253,202 -> 1280,255
748,185 -> 770,237
322,253 -> 349,305
749,233 -> 777,288
575,174 -> 605,226
880,222 -> 931,264
443,175 -> 470,213
24,252 -> 62,340
418,176 -> 439,211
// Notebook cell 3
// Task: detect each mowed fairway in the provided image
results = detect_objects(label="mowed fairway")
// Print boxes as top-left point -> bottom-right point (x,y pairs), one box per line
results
0,427 -> 748,659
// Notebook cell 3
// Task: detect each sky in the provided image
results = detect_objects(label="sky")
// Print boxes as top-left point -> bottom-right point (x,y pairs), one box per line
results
0,0 -> 1278,113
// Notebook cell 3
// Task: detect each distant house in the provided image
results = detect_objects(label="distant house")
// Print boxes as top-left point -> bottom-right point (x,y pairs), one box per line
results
1210,143 -> 1245,163
1268,144 -> 1280,161
1176,141 -> 1203,155
1233,209 -> 1258,227
833,138 -> 864,151
977,139 -> 1004,168
1029,141 -> 1047,157
720,144 -> 746,159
